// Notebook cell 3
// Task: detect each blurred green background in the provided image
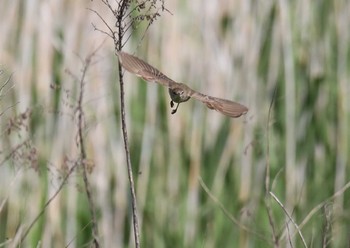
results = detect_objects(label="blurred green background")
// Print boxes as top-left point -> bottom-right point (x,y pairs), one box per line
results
0,0 -> 349,247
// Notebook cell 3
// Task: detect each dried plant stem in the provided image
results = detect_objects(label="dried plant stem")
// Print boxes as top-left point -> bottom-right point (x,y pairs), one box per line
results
282,180 -> 350,241
199,177 -> 271,244
20,162 -> 79,244
118,61 -> 140,248
265,84 -> 279,247
94,1 -> 172,246
76,51 -> 100,247
115,1 -> 140,247
269,192 -> 307,248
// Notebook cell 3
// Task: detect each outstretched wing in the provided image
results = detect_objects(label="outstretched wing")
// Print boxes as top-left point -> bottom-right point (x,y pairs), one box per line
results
116,51 -> 175,87
190,91 -> 248,118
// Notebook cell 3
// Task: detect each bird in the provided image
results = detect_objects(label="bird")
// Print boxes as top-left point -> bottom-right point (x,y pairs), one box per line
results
116,51 -> 248,118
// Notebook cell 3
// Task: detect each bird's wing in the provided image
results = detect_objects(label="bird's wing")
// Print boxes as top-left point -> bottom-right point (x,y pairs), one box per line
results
117,51 -> 248,118
190,90 -> 248,118
117,51 -> 175,87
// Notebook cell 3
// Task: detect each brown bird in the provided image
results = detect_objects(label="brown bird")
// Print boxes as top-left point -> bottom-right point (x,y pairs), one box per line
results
116,51 -> 248,118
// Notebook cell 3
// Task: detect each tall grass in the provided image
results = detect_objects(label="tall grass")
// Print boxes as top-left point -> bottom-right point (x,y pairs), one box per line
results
0,0 -> 349,247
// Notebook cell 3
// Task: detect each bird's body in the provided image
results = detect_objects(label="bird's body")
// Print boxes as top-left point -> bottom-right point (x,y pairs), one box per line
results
167,82 -> 192,113
116,51 -> 248,118
169,87 -> 191,103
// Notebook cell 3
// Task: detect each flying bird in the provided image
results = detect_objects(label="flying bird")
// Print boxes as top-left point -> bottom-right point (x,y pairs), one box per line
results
116,51 -> 248,118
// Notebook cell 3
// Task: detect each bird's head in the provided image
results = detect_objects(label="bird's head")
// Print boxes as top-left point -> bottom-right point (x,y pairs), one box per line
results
168,83 -> 191,103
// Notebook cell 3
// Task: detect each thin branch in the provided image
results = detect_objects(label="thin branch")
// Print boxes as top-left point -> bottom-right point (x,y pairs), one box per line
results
0,169 -> 22,214
101,0 -> 117,17
265,84 -> 277,192
20,162 -> 80,244
283,180 -> 350,240
0,102 -> 19,117
123,0 -> 148,22
269,191 -> 308,248
0,72 -> 13,95
75,46 -> 103,248
117,44 -> 141,247
123,17 -> 137,34
321,205 -> 331,248
115,1 -> 140,247
199,177 -> 272,244
65,220 -> 93,248
265,200 -> 279,248
93,1 -> 171,246
0,139 -> 30,166
87,8 -> 114,38
133,19 -> 153,50
285,219 -> 293,248
264,83 -> 279,247
121,28 -> 135,48
0,72 -> 18,117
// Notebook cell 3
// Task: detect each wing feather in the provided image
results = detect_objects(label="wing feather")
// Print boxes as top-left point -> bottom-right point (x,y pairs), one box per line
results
117,51 -> 175,87
191,91 -> 248,118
